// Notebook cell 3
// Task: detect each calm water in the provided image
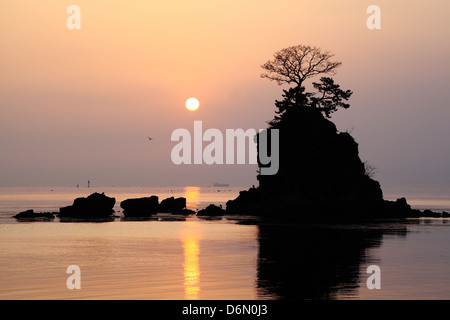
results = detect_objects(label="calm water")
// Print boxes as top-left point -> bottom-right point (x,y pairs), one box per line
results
0,187 -> 449,300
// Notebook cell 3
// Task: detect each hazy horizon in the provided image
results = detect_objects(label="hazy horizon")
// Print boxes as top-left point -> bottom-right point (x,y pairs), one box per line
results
1,1 -> 449,195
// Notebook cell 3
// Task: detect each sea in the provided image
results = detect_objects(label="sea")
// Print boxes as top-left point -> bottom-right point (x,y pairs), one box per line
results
0,186 -> 449,300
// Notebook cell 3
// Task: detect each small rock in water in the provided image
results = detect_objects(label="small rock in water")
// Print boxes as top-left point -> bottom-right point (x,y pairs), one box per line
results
13,209 -> 55,220
158,197 -> 187,213
58,192 -> 116,218
197,204 -> 225,216
120,196 -> 159,217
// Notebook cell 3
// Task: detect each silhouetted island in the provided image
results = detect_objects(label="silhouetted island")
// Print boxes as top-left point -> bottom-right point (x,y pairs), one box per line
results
226,45 -> 443,219
226,105 -> 432,218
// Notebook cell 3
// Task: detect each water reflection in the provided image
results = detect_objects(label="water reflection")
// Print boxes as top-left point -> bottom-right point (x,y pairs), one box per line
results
182,223 -> 201,299
256,222 -> 408,299
59,216 -> 116,223
184,186 -> 200,211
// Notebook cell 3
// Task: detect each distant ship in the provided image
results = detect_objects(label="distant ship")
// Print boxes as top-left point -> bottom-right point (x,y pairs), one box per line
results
213,183 -> 230,187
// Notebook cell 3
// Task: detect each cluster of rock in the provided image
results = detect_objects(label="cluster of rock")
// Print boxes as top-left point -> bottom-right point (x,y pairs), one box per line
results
13,192 -> 117,221
121,196 -> 195,217
12,108 -> 445,224
13,193 -> 227,221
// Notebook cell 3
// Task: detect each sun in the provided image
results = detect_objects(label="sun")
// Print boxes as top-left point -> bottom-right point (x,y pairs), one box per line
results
185,98 -> 199,111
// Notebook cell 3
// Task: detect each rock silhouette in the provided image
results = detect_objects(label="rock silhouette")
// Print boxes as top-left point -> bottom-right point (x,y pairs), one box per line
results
13,209 -> 55,220
121,196 -> 159,217
158,197 -> 187,214
226,105 -> 432,218
58,192 -> 115,218
197,204 -> 226,216
177,208 -> 196,216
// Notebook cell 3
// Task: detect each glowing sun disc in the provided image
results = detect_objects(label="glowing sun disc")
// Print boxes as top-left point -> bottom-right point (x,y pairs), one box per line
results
185,98 -> 199,111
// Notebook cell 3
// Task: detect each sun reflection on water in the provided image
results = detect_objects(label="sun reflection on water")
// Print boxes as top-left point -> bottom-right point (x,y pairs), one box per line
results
182,222 -> 201,299
184,186 -> 200,210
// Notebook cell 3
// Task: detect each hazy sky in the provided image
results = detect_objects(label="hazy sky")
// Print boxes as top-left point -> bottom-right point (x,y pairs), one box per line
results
0,1 -> 449,195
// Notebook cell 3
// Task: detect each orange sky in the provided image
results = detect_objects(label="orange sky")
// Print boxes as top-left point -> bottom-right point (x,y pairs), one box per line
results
0,0 -> 449,193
